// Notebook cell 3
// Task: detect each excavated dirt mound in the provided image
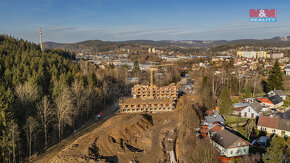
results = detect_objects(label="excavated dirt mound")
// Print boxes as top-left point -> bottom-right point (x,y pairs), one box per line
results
48,113 -> 178,163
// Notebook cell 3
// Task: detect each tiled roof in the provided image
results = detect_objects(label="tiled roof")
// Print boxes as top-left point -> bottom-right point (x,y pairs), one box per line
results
284,66 -> 290,70
249,101 -> 263,113
234,103 -> 251,108
268,94 -> 283,105
277,110 -> 290,119
212,129 -> 246,149
205,114 -> 225,123
272,90 -> 285,96
278,118 -> 290,131
257,116 -> 279,129
210,125 -> 223,133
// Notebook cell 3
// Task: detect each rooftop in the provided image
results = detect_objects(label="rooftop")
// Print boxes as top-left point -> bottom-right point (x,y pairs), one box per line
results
205,114 -> 225,123
212,129 -> 247,149
268,94 -> 283,104
249,101 -> 263,113
234,103 -> 251,108
257,116 -> 279,129
278,118 -> 290,131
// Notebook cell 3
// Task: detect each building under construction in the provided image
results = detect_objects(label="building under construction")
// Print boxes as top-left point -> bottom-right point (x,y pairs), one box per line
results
119,64 -> 179,113
119,98 -> 175,113
132,83 -> 178,100
119,83 -> 179,113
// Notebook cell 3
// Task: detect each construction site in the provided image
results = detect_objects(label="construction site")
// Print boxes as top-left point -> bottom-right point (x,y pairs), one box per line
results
32,64 -> 185,163
119,64 -> 180,113
34,112 -> 180,163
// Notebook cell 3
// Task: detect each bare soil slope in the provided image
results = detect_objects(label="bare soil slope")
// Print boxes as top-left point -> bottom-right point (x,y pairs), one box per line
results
46,112 -> 178,163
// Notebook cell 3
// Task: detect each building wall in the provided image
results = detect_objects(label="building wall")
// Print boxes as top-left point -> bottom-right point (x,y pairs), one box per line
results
132,85 -> 178,100
120,107 -> 174,113
257,126 -> 290,137
286,70 -> 290,76
240,106 -> 258,118
274,102 -> 284,108
271,53 -> 284,59
237,51 -> 268,59
225,146 -> 249,157
212,141 -> 249,158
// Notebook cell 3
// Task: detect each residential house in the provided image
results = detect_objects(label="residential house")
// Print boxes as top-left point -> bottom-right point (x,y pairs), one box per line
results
267,90 -> 287,100
211,129 -> 250,158
256,94 -> 284,108
243,98 -> 255,103
240,101 -> 264,118
233,103 -> 251,116
284,65 -> 290,75
209,124 -> 224,135
204,111 -> 225,129
257,115 -> 290,137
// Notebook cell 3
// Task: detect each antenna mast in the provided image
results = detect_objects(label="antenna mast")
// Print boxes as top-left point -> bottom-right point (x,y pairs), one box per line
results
40,28 -> 43,52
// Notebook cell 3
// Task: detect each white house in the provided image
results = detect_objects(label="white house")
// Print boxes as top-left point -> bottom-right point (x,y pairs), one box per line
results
211,129 -> 250,158
257,115 -> 290,137
268,90 -> 287,100
284,65 -> 290,76
240,101 -> 263,118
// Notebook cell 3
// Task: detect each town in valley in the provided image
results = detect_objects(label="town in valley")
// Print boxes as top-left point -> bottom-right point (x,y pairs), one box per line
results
0,1 -> 290,163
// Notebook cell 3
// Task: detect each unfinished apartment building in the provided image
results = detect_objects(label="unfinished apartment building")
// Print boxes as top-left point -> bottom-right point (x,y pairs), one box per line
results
132,83 -> 179,100
119,98 -> 175,113
119,83 -> 179,113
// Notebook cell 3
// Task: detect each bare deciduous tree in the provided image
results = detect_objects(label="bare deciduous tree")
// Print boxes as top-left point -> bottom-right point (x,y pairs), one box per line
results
37,96 -> 54,147
251,73 -> 261,97
71,80 -> 87,126
8,120 -> 20,163
55,87 -> 74,142
23,116 -> 38,161
15,82 -> 39,118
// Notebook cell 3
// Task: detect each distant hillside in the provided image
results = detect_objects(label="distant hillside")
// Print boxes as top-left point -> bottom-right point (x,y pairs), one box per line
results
43,36 -> 290,53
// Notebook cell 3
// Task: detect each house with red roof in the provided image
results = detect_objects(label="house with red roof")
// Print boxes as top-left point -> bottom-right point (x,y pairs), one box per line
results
256,94 -> 284,108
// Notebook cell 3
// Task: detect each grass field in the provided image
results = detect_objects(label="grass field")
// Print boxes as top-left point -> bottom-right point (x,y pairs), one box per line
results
283,96 -> 290,107
225,116 -> 249,124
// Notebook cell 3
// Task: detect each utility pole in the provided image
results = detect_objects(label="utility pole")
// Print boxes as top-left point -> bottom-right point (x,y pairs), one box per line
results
40,28 -> 43,52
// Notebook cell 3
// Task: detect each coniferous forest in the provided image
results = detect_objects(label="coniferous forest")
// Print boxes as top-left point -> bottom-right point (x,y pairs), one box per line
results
0,35 -> 125,162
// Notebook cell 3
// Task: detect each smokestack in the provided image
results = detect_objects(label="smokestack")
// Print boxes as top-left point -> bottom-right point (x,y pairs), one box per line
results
40,28 -> 43,52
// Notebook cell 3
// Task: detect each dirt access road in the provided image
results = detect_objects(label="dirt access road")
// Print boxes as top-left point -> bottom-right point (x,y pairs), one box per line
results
32,102 -> 118,163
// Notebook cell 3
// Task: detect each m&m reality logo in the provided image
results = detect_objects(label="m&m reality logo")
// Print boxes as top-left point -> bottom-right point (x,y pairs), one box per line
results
249,9 -> 277,22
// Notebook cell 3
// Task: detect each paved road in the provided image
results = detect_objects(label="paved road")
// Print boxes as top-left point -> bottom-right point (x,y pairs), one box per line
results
32,102 -> 118,163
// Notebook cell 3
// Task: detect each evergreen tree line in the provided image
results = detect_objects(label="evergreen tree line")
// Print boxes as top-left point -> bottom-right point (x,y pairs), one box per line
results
0,35 -> 112,162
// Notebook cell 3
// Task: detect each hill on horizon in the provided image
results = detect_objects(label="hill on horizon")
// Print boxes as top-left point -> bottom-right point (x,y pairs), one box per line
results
42,36 -> 290,53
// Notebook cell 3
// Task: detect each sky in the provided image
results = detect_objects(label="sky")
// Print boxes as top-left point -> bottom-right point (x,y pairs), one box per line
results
0,0 -> 290,43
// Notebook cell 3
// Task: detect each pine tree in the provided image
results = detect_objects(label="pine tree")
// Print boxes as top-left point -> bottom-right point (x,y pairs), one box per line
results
132,60 -> 140,77
262,135 -> 286,163
266,60 -> 284,92
217,86 -> 233,116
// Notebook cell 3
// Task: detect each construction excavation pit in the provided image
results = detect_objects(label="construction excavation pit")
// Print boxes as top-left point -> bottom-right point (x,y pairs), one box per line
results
48,112 -> 178,163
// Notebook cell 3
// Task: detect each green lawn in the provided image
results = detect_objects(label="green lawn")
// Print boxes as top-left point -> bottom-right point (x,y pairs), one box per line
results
224,116 -> 250,127
254,92 -> 267,97
283,96 -> 290,108
284,89 -> 290,95
225,116 -> 249,124
237,126 -> 247,139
